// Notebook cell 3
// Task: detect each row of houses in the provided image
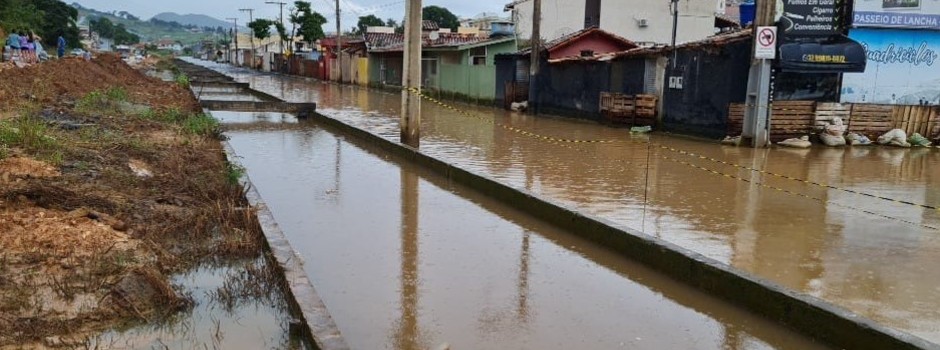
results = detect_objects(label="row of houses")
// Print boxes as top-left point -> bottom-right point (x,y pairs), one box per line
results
223,0 -> 939,142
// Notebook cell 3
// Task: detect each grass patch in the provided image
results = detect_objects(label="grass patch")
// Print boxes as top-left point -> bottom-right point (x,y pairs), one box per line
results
182,113 -> 219,136
0,115 -> 60,152
175,73 -> 190,89
225,162 -> 245,185
76,87 -> 131,115
138,109 -> 219,137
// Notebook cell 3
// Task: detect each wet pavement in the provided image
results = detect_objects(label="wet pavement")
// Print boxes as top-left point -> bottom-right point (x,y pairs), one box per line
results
185,59 -> 940,345
216,110 -> 826,349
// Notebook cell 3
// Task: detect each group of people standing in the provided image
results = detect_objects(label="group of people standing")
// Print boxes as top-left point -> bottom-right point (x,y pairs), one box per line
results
4,30 -> 67,63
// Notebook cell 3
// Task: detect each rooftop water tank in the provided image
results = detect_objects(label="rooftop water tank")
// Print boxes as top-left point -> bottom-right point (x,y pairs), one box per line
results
739,1 -> 756,27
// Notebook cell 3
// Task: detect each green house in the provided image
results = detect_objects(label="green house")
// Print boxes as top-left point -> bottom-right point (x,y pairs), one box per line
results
366,32 -> 517,103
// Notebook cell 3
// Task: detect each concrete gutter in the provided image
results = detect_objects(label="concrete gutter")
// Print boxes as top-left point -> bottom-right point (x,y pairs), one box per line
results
200,101 -> 318,117
304,111 -> 939,350
216,124 -> 349,350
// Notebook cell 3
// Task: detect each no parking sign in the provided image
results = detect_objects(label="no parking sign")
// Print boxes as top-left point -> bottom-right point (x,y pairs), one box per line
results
755,26 -> 777,59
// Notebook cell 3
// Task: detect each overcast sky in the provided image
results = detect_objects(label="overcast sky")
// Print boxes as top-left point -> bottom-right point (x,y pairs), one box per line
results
72,0 -> 510,26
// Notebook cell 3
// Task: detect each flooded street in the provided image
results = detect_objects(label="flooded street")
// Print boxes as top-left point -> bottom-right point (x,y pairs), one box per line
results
88,257 -> 302,349
217,110 -> 826,349
187,59 -> 940,344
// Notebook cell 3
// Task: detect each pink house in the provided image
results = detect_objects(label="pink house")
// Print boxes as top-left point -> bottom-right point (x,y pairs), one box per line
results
543,27 -> 637,60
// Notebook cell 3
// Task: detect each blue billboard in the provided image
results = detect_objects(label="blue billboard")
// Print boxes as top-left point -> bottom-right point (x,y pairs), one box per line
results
841,28 -> 940,105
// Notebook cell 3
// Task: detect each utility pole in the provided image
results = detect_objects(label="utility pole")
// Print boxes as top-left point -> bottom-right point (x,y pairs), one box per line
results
227,18 -> 239,65
527,0 -> 541,114
265,1 -> 287,54
742,0 -> 777,147
670,0 -> 679,67
335,0 -> 344,82
401,0 -> 422,147
240,8 -> 255,69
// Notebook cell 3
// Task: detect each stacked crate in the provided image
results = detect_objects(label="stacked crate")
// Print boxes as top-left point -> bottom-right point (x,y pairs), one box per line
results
599,92 -> 658,126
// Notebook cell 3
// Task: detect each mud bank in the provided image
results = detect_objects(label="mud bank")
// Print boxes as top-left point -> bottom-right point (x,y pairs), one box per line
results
0,55 -> 292,348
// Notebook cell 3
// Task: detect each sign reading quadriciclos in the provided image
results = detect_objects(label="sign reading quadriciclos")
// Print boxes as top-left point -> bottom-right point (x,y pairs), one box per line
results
779,0 -> 844,36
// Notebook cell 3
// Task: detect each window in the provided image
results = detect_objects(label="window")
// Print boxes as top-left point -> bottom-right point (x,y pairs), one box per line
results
470,47 -> 487,65
580,50 -> 594,57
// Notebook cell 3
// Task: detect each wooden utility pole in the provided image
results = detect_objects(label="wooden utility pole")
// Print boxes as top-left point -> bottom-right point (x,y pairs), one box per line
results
401,0 -> 422,147
239,8 -> 255,69
227,18 -> 239,64
742,0 -> 777,147
336,0 -> 343,82
265,1 -> 287,54
527,0 -> 541,114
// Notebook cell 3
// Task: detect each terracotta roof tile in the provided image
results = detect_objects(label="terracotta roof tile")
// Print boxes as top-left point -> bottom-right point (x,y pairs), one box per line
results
365,32 -> 500,52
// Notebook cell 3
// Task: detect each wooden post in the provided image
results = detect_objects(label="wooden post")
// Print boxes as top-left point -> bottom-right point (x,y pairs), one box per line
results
336,0 -> 343,83
239,8 -> 255,69
527,0 -> 541,114
401,0 -> 422,147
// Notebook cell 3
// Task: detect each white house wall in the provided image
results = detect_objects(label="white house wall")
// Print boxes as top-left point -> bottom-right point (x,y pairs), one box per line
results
513,0 -> 587,42
512,0 -> 716,44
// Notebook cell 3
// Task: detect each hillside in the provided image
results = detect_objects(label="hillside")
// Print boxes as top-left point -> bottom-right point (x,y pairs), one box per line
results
71,3 -> 229,45
152,13 -> 241,31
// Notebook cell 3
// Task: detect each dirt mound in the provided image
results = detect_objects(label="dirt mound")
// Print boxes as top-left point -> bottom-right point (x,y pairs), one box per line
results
0,54 -> 199,112
0,156 -> 60,180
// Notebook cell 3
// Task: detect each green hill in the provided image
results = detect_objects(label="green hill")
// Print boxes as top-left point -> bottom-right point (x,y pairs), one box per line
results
71,3 -> 228,45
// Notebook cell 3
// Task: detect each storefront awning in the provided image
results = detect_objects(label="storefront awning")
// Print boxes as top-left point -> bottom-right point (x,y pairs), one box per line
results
778,36 -> 867,73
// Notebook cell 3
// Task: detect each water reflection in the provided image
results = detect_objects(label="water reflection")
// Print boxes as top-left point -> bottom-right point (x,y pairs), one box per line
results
392,169 -> 426,349
190,58 -> 940,344
220,111 -> 828,349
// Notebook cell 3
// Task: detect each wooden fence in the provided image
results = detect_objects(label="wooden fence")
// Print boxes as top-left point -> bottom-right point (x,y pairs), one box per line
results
727,101 -> 940,142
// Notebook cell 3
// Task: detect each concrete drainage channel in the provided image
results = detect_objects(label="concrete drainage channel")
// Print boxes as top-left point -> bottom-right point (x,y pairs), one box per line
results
178,60 -> 349,350
180,62 -> 937,350
176,60 -> 318,117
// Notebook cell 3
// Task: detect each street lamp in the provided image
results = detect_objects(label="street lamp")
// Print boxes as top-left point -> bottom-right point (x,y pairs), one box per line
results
227,17 -> 239,64
264,1 -> 287,54
240,8 -> 256,68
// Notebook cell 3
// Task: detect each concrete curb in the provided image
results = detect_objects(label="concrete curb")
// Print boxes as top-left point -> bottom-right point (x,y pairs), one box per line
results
199,100 -> 317,116
304,111 -> 939,350
219,134 -> 349,350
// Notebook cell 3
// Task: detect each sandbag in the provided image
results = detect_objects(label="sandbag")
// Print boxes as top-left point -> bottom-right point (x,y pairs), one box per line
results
721,135 -> 742,146
825,117 -> 846,136
877,129 -> 908,145
778,136 -> 812,148
819,132 -> 846,146
909,133 -> 933,147
631,126 -> 652,133
846,133 -> 872,146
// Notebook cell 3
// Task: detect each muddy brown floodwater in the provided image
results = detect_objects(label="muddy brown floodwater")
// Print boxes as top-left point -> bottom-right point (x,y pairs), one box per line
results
217,109 -> 829,349
186,58 -> 940,345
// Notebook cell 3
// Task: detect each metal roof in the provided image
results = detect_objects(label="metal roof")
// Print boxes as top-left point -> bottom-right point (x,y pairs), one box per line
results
365,32 -> 513,53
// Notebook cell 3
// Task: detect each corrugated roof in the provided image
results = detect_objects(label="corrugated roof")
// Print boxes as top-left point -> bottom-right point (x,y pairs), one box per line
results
504,0 -> 531,11
548,29 -> 753,64
422,20 -> 440,31
365,32 -> 508,52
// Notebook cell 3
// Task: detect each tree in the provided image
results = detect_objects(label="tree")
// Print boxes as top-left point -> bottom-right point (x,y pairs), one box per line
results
355,15 -> 384,35
289,0 -> 327,49
247,19 -> 275,41
422,5 -> 459,31
89,17 -> 115,38
112,23 -> 139,45
0,0 -> 81,49
386,18 -> 403,34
